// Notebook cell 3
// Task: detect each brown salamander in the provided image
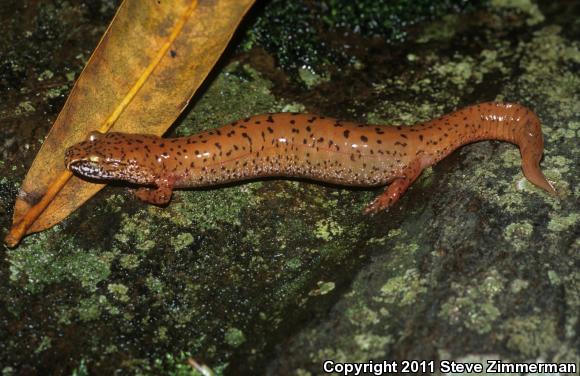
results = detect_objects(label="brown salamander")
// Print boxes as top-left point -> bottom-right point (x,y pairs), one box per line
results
64,102 -> 556,213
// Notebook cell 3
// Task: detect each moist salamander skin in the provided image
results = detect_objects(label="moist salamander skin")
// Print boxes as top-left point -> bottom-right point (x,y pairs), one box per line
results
65,102 -> 556,212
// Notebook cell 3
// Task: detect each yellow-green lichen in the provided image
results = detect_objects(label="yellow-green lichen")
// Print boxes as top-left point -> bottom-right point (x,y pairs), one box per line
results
547,212 -> 579,233
14,100 -> 35,115
377,268 -> 427,306
170,232 -> 194,252
509,278 -> 529,294
440,270 -> 505,335
503,221 -> 534,252
491,0 -> 545,26
107,283 -> 129,303
500,315 -> 559,358
308,281 -> 336,296
314,219 -> 344,241
345,303 -> 381,328
119,254 -> 140,270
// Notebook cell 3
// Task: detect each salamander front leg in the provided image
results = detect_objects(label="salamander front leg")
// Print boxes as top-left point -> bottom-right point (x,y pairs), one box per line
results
132,185 -> 173,206
364,159 -> 424,214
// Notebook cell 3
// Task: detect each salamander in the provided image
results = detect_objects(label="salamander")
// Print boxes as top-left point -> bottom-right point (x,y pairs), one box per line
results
64,102 -> 556,213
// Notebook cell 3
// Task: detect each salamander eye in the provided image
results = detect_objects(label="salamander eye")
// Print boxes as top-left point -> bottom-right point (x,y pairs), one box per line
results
88,130 -> 103,142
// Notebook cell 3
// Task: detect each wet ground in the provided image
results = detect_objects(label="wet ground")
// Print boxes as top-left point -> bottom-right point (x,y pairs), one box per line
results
0,0 -> 578,375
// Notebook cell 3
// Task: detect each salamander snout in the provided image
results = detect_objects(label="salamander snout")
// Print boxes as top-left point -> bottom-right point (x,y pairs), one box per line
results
65,131 -> 159,185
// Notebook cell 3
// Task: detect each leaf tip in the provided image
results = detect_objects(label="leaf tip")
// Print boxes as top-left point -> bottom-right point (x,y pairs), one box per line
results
4,223 -> 24,248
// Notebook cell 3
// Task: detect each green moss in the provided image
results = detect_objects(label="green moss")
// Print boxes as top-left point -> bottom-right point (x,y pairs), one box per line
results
34,336 -> 52,354
70,359 -> 89,376
168,186 -> 260,232
298,67 -> 331,89
8,233 -> 111,293
149,352 -> 226,376
175,63 -> 279,136
242,0 -> 486,74
77,296 -> 102,322
224,327 -> 246,348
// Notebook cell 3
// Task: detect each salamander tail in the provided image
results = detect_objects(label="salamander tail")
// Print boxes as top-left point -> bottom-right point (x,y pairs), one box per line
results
515,108 -> 557,196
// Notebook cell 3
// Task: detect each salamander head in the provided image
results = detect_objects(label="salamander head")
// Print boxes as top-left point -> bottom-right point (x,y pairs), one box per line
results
65,131 -> 157,185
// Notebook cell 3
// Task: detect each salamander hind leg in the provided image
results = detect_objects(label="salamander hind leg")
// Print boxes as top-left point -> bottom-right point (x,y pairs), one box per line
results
364,159 -> 424,214
132,186 -> 173,206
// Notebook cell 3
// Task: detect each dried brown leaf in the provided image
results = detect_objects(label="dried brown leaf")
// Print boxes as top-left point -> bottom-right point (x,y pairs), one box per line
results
6,0 -> 255,245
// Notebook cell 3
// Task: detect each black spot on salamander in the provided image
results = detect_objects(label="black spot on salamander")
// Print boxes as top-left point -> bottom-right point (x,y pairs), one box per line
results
170,50 -> 177,58
318,137 -> 324,143
159,143 -> 165,147
292,128 -> 299,133
307,117 -> 317,123
328,140 -> 334,147
343,130 -> 350,138
376,140 -> 382,144
400,134 -> 408,139
267,115 -> 275,123
267,127 -> 274,134
255,121 -> 261,124
242,133 -> 252,145
215,143 -> 222,150
290,119 -> 296,125
360,135 -> 368,142
419,135 -> 424,141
